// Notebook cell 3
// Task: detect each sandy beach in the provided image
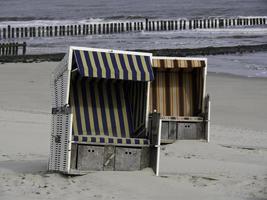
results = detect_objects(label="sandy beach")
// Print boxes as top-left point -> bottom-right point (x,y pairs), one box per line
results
0,61 -> 266,200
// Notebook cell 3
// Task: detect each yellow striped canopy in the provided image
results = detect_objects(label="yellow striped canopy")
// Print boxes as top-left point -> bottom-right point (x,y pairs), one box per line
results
73,50 -> 154,81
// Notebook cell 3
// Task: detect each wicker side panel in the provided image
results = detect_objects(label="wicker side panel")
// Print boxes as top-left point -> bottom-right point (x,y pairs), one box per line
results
49,68 -> 72,173
49,113 -> 72,172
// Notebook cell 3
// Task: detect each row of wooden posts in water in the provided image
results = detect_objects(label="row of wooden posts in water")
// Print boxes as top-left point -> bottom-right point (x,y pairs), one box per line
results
0,42 -> 26,56
0,17 -> 266,40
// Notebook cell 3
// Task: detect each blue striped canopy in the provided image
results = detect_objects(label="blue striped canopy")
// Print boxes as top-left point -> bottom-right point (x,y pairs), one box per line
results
73,49 -> 154,81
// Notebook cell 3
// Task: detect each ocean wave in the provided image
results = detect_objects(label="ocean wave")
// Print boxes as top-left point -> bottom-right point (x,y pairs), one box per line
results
0,18 -> 104,28
0,16 -> 54,22
103,15 -> 152,20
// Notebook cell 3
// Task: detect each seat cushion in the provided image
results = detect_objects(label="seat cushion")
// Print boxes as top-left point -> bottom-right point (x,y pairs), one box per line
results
72,135 -> 150,147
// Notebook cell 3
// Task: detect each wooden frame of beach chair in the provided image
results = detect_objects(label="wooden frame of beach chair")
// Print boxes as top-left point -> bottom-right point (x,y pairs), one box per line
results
148,56 -> 210,143
48,46 -> 161,175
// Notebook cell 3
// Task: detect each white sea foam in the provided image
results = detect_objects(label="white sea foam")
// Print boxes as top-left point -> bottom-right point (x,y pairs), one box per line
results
0,19 -> 105,28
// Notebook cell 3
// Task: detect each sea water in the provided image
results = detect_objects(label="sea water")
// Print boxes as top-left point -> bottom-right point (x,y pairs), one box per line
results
0,0 -> 267,77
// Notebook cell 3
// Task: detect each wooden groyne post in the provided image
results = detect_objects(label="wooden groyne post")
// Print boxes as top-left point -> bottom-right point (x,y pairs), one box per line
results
0,17 -> 266,40
0,42 -> 26,56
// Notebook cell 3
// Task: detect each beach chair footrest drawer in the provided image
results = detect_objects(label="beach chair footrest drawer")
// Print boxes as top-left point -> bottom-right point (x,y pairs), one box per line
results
177,122 -> 204,139
71,144 -> 150,171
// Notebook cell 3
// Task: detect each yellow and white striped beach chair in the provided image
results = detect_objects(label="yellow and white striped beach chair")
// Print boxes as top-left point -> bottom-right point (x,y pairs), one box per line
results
49,47 -> 161,175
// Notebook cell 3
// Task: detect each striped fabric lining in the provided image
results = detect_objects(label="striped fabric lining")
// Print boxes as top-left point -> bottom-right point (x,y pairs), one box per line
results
73,50 -> 154,81
72,135 -> 149,146
152,58 -> 205,69
125,81 -> 147,135
149,68 -> 204,117
70,78 -> 134,138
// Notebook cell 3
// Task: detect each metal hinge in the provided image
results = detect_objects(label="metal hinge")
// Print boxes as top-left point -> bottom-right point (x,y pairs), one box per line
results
52,104 -> 71,114
52,135 -> 61,143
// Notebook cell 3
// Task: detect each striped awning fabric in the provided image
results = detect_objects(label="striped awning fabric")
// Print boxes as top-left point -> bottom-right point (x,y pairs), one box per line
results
152,58 -> 206,69
73,50 -> 154,81
70,78 -> 149,145
70,79 -> 134,138
149,70 -> 203,116
72,135 -> 149,147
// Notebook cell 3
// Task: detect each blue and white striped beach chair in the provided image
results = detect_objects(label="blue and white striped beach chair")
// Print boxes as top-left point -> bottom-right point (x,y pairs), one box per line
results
49,47 -> 161,175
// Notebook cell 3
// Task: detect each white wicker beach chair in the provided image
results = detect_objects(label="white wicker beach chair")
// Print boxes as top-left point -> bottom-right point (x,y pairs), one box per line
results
48,47 -> 161,175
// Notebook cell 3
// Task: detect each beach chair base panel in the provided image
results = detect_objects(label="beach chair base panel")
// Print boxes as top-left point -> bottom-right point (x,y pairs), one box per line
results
115,147 -> 148,171
70,144 -> 150,171
177,122 -> 204,140
157,119 -> 205,143
78,145 -> 104,171
161,121 -> 177,141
